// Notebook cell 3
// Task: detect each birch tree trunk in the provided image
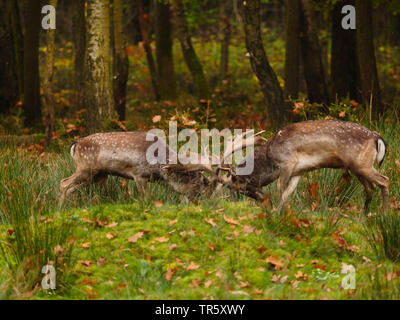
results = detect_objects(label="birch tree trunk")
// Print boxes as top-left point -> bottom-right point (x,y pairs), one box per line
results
85,0 -> 115,133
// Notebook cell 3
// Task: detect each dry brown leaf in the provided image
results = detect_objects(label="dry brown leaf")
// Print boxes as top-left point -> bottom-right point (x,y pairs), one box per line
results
97,257 -> 107,267
186,261 -> 200,271
155,236 -> 169,243
154,200 -> 163,208
169,244 -> 177,250
242,225 -> 254,234
165,268 -> 175,281
78,260 -> 92,267
81,242 -> 91,248
169,219 -> 178,226
266,255 -> 284,270
128,231 -> 144,243
152,115 -> 162,123
223,215 -> 239,225
106,233 -> 115,240
204,280 -> 213,288
106,222 -> 118,228
205,218 -> 217,227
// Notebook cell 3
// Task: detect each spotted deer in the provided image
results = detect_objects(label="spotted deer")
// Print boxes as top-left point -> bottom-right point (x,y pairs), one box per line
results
59,132 -> 214,205
171,120 -> 389,214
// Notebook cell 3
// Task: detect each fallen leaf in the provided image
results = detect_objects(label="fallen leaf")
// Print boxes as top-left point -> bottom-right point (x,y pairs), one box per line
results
78,260 -> 91,267
205,218 -> 217,227
186,261 -> 200,271
97,257 -> 107,267
106,233 -> 115,239
266,255 -> 284,270
239,281 -> 249,288
169,244 -> 177,250
224,215 -> 240,225
165,268 -> 175,281
243,225 -> 254,234
128,231 -> 144,243
192,279 -> 201,287
169,219 -> 178,226
207,242 -> 215,251
81,242 -> 91,248
155,236 -> 169,243
295,270 -> 309,280
106,222 -> 118,228
204,280 -> 213,288
152,115 -> 162,123
154,200 -> 163,207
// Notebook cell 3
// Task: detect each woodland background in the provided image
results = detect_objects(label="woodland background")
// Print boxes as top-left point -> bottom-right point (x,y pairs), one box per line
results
1,0 -> 400,300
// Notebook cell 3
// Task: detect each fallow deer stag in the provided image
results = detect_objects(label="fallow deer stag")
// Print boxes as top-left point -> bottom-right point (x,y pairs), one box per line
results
170,120 -> 389,214
225,120 -> 389,214
59,132 -> 214,205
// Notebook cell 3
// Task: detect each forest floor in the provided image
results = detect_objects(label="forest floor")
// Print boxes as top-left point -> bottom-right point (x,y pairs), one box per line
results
1,117 -> 400,299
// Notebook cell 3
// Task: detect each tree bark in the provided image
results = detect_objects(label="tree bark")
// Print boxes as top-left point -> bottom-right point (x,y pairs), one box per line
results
220,0 -> 232,80
72,0 -> 86,110
113,0 -> 129,121
155,1 -> 177,100
284,0 -> 301,100
241,0 -> 289,127
172,0 -> 209,100
299,0 -> 329,104
85,0 -> 115,133
23,0 -> 42,127
43,0 -> 58,147
0,0 -> 21,114
355,0 -> 382,115
138,0 -> 160,101
331,0 -> 359,101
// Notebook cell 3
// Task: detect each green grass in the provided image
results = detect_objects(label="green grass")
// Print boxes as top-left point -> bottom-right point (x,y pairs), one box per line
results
1,117 -> 400,300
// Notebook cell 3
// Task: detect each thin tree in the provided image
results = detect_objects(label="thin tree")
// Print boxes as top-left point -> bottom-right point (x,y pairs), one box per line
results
43,0 -> 58,147
85,0 -> 115,133
241,0 -> 289,127
299,0 -> 329,104
138,0 -> 160,101
355,0 -> 382,115
220,0 -> 232,80
172,0 -> 209,99
72,0 -> 86,110
23,0 -> 42,126
113,0 -> 129,121
284,0 -> 301,100
0,0 -> 22,114
155,0 -> 177,100
331,0 -> 359,100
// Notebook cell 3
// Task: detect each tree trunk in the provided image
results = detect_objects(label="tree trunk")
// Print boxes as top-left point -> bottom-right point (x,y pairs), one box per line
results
299,0 -> 329,104
155,1 -> 177,100
113,0 -> 129,121
138,0 -> 160,101
85,0 -> 115,133
355,0 -> 382,115
43,0 -> 58,147
331,0 -> 359,101
23,0 -> 42,127
241,0 -> 289,127
72,0 -> 86,110
172,0 -> 209,100
220,0 -> 232,80
284,0 -> 301,100
0,0 -> 21,114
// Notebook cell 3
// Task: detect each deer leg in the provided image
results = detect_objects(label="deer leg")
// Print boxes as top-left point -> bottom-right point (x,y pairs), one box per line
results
355,174 -> 375,215
94,172 -> 108,189
356,168 -> 389,212
133,175 -> 148,197
59,170 -> 93,206
277,176 -> 301,213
